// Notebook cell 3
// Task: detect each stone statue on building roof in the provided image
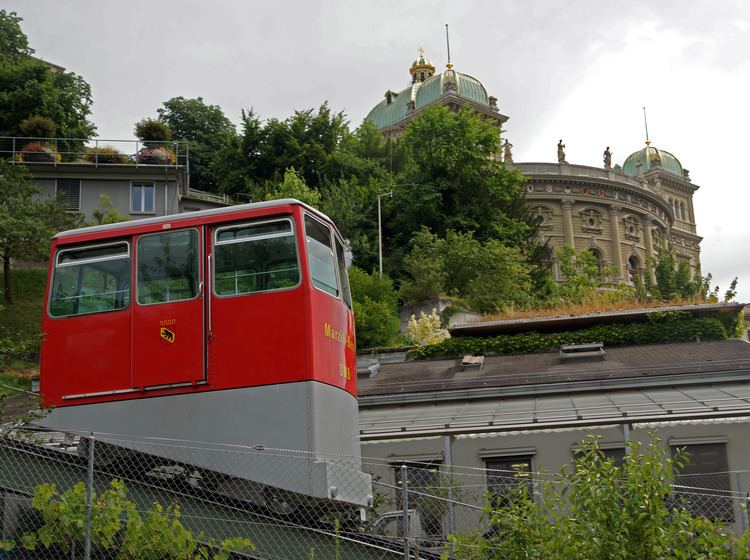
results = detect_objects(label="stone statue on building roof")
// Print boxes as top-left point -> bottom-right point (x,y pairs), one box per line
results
557,139 -> 567,164
603,146 -> 612,169
503,139 -> 513,163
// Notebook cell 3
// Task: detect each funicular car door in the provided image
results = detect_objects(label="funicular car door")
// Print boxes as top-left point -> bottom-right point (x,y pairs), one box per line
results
131,227 -> 205,388
206,214 -> 307,387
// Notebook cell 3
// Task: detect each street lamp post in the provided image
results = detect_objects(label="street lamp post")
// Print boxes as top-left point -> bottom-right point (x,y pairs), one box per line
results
377,191 -> 393,277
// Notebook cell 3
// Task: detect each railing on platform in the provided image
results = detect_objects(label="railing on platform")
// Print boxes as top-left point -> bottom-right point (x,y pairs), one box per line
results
0,136 -> 189,171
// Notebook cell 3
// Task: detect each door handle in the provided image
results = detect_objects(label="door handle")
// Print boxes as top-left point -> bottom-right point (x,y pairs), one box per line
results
207,253 -> 212,339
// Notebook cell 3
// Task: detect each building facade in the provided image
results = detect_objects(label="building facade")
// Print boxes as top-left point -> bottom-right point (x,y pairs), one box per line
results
365,51 -> 702,282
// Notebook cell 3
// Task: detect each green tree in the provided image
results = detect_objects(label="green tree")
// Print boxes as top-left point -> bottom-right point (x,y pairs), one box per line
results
348,267 -> 400,348
0,160 -> 73,304
652,244 -> 702,301
386,106 -> 537,261
400,228 -> 533,314
553,245 -> 602,303
157,96 -> 235,192
0,10 -> 95,141
0,10 -> 32,58
265,168 -> 321,207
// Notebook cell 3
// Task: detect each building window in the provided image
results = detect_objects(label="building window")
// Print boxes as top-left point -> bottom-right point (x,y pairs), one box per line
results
131,181 -> 155,213
485,455 -> 533,507
670,442 -> 733,522
531,206 -> 553,228
393,463 -> 444,540
627,254 -> 642,284
623,216 -> 640,240
56,179 -> 81,212
580,208 -> 602,231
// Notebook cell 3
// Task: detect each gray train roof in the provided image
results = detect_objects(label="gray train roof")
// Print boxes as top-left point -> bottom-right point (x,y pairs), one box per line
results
54,199 -> 334,239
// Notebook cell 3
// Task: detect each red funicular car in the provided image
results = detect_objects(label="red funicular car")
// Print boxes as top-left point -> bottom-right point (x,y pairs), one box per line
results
38,199 -> 371,508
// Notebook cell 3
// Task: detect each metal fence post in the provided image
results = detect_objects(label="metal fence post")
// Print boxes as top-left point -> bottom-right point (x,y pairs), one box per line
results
444,435 -> 456,536
401,464 -> 410,560
84,434 -> 95,560
737,472 -> 747,534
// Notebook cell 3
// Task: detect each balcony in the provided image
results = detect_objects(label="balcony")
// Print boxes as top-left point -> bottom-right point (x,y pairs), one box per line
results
0,136 -> 189,170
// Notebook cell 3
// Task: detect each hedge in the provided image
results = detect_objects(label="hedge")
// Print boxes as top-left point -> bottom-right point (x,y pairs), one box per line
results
409,311 -> 732,360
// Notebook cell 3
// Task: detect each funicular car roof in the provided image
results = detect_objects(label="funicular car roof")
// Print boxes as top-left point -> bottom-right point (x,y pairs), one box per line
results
54,199 -> 338,244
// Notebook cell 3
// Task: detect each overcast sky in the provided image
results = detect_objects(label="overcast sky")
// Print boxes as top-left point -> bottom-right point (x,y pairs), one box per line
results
7,0 -> 750,302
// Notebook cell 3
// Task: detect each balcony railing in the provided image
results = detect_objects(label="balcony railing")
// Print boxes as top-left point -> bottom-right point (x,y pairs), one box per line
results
0,136 -> 189,170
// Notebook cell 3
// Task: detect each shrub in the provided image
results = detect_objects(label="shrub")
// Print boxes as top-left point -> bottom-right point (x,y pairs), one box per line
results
19,479 -> 255,559
19,142 -> 60,163
83,146 -> 128,164
410,311 -> 731,359
18,115 -> 57,138
134,118 -> 172,142
407,309 -> 450,346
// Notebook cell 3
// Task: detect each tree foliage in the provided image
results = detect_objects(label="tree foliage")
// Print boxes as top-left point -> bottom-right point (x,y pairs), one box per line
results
0,11 -> 94,140
386,106 -> 536,255
451,434 -> 748,560
265,168 -> 321,207
19,479 -> 254,559
157,96 -> 235,191
400,228 -> 532,314
348,267 -> 400,349
0,160 -> 74,304
0,10 -> 32,58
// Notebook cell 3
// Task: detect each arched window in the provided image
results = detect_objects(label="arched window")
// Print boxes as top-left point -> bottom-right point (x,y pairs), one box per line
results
588,247 -> 605,278
680,201 -> 687,221
628,254 -> 642,284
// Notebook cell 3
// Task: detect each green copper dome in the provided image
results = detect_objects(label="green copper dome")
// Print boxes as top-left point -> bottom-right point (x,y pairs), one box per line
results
622,144 -> 684,177
365,85 -> 417,130
366,64 -> 491,130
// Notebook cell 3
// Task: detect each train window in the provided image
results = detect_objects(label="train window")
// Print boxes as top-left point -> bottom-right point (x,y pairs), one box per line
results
49,242 -> 131,318
214,218 -> 300,296
334,237 -> 352,308
305,215 -> 339,297
137,230 -> 199,305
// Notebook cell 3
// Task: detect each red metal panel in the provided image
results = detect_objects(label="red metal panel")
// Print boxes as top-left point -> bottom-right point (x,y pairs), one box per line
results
40,240 -> 132,406
131,228 -> 205,388
206,208 -> 309,389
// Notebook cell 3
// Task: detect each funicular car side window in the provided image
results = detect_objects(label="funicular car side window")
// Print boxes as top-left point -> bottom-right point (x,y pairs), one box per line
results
50,242 -> 131,318
305,215 -> 339,297
334,236 -> 352,308
137,230 -> 199,305
214,218 -> 300,296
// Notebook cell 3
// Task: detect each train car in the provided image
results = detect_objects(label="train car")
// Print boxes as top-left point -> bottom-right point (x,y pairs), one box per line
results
37,199 -> 372,508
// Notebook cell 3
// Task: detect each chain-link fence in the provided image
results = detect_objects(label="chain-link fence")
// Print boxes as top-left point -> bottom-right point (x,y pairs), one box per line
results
0,428 -> 748,559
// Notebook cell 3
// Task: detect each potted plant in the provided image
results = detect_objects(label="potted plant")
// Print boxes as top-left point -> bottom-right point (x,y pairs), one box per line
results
134,118 -> 176,165
84,146 -> 128,164
18,116 -> 60,162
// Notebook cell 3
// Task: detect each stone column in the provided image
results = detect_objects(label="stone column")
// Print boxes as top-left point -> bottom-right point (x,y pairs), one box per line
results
641,216 -> 656,283
561,198 -> 575,247
609,205 -> 623,281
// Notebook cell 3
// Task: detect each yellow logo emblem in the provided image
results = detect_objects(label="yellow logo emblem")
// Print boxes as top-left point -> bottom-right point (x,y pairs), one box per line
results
160,327 -> 176,343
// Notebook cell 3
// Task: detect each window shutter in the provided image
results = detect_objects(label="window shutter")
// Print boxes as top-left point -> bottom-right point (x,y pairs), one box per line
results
56,179 -> 81,211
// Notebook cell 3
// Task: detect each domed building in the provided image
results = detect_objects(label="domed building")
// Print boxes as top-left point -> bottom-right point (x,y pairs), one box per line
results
365,48 -> 507,138
365,51 -> 701,282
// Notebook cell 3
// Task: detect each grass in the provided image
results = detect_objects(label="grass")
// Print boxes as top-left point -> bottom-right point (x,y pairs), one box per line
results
478,295 -> 710,323
0,267 -> 47,374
